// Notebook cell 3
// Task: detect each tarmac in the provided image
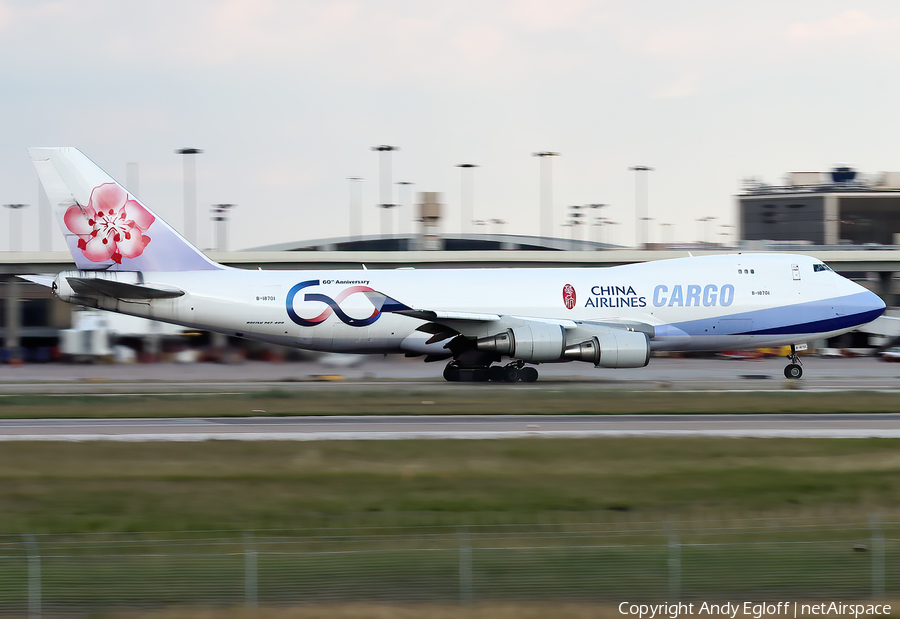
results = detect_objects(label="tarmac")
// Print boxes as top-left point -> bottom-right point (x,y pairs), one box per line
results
0,356 -> 897,394
1,356 -> 897,441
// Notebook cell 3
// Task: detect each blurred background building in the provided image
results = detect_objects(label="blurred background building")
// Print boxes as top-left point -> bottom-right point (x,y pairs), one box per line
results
739,165 -> 900,246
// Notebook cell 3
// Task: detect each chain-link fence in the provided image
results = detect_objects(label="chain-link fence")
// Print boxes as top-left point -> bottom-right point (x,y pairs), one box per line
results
0,516 -> 897,615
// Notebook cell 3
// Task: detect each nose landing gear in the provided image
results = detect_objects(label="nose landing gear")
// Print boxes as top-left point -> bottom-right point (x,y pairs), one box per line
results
784,344 -> 803,379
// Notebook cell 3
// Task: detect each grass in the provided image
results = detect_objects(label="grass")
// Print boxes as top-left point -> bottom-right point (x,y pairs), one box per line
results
96,603 -> 900,619
88,603 -> 781,619
1,438 -> 900,534
2,438 -> 900,611
0,389 -> 899,417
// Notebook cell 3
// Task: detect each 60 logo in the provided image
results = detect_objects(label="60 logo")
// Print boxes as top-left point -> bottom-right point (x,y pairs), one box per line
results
286,280 -> 381,327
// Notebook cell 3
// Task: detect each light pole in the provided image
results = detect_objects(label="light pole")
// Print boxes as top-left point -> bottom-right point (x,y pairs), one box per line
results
660,222 -> 674,247
175,148 -> 203,245
603,220 -> 620,246
696,216 -> 718,245
126,162 -> 140,197
210,204 -> 235,251
456,164 -> 479,235
371,145 -> 400,237
719,224 -> 734,247
592,216 -> 606,245
641,216 -> 655,246
584,204 -> 607,244
628,165 -> 654,248
4,204 -> 28,251
396,181 -> 414,237
567,205 -> 585,242
533,151 -> 560,239
347,177 -> 364,238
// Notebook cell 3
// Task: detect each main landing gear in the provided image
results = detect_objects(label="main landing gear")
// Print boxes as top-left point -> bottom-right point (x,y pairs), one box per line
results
443,360 -> 539,383
784,344 -> 803,379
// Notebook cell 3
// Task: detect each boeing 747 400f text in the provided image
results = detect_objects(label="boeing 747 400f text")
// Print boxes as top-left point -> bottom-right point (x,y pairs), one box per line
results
23,147 -> 886,382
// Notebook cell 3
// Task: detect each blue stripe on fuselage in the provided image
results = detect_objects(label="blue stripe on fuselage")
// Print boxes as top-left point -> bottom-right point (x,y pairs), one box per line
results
742,308 -> 884,335
665,291 -> 883,337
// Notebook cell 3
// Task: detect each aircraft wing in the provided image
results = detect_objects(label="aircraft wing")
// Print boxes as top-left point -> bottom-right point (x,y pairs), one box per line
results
393,307 -> 654,337
856,315 -> 900,337
396,309 -> 503,322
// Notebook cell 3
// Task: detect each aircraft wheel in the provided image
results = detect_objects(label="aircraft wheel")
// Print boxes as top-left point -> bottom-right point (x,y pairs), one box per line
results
453,367 -> 489,382
489,366 -> 506,382
784,363 -> 802,379
470,368 -> 492,382
519,367 -> 539,382
502,367 -> 520,382
443,363 -> 461,382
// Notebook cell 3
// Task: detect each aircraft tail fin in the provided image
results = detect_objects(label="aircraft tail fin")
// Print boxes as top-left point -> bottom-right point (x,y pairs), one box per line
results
28,147 -> 222,272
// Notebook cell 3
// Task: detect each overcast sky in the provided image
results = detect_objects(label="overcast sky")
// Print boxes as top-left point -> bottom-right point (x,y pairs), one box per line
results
2,0 -> 900,252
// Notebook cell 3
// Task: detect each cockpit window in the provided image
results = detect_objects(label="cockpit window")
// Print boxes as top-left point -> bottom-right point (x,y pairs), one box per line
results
813,263 -> 832,272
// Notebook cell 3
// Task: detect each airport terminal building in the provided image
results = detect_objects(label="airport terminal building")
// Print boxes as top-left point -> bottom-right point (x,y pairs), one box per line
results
739,167 -> 900,246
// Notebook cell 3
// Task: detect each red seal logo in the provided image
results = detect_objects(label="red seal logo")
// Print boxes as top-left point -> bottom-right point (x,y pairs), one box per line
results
562,284 -> 576,310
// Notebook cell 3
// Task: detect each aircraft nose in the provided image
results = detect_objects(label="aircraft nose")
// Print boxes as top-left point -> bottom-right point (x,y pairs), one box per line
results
869,289 -> 887,315
848,287 -> 886,325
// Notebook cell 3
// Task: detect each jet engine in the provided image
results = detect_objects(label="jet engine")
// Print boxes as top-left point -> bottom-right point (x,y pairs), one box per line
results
477,322 -> 650,368
562,331 -> 650,368
475,323 -> 566,362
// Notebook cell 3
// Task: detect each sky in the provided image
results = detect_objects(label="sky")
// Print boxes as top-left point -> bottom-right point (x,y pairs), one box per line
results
2,0 -> 900,252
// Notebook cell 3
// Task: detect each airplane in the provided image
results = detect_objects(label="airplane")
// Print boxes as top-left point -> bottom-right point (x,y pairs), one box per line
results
23,147 -> 887,382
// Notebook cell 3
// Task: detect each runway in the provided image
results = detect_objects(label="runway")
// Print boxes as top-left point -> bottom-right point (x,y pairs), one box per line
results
1,357 -> 899,394
2,413 -> 900,441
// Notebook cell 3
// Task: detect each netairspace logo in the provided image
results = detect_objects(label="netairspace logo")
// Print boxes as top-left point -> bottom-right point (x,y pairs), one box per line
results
618,602 -> 891,619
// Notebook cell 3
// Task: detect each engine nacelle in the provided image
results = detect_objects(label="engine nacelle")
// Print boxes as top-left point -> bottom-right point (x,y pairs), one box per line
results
476,323 -> 566,362
563,331 -> 650,368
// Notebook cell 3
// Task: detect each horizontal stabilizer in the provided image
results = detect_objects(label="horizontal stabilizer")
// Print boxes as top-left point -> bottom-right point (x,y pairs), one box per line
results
17,274 -> 55,288
67,277 -> 184,300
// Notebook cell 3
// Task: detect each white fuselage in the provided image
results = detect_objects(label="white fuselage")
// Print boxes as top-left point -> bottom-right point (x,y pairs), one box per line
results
52,253 -> 885,358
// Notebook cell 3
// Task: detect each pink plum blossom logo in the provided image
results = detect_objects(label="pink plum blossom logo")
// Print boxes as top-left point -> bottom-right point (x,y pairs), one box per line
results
64,183 -> 154,263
